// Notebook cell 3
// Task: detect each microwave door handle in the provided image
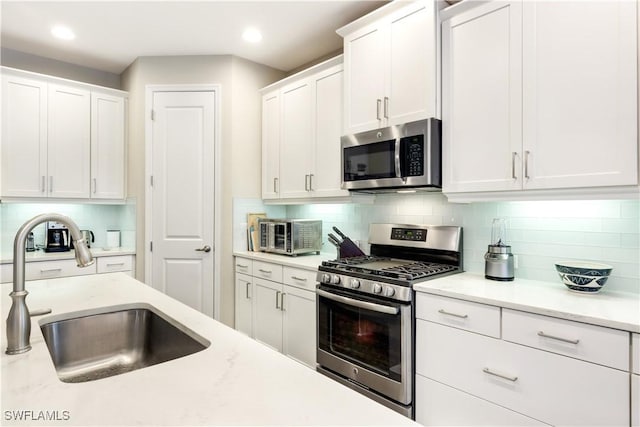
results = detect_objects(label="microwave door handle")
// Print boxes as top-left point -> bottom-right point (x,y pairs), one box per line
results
317,289 -> 399,315
394,139 -> 404,181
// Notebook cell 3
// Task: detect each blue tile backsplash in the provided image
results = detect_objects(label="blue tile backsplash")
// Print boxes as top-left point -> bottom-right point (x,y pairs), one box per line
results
234,195 -> 639,295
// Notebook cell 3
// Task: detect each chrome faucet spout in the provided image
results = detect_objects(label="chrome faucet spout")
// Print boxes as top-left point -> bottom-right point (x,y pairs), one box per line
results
6,213 -> 94,355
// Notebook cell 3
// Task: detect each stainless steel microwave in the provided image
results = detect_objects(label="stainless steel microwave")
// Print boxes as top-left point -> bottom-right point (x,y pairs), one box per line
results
341,118 -> 442,193
258,218 -> 322,256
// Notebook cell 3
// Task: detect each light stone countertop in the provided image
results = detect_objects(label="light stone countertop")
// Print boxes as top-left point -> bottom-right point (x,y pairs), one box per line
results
1,273 -> 416,426
413,272 -> 640,333
233,250 -> 336,271
0,248 -> 136,264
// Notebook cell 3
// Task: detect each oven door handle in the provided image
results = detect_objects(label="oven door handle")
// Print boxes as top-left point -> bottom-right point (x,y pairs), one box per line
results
317,289 -> 399,315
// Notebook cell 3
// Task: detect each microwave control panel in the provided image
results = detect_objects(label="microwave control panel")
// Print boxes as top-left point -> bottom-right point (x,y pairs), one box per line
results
400,135 -> 424,177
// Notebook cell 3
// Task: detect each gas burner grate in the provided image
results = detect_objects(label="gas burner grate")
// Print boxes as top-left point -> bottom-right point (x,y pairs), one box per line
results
322,257 -> 457,281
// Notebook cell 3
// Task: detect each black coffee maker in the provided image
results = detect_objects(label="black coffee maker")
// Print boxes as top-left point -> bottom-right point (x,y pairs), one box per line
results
45,221 -> 70,252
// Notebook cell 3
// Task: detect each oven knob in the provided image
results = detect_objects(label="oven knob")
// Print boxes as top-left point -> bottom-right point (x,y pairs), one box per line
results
373,283 -> 382,294
331,275 -> 341,285
349,279 -> 361,289
383,287 -> 396,297
321,273 -> 331,284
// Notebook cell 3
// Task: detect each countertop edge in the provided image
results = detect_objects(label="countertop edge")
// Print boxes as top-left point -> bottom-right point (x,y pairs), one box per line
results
233,250 -> 334,271
1,248 -> 136,264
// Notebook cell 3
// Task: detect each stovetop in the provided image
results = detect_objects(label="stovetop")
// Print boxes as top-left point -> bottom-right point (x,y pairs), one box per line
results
321,255 -> 457,282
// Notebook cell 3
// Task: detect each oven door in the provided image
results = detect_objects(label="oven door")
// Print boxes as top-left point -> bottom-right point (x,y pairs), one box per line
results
316,285 -> 412,405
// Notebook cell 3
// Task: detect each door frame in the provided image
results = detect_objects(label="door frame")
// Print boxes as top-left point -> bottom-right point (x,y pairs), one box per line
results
144,84 -> 222,319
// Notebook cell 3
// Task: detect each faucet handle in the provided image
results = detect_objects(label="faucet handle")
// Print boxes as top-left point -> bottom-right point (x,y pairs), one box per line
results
29,308 -> 52,317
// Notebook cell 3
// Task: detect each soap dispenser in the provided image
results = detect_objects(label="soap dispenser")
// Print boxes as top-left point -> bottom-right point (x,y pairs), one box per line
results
484,218 -> 514,281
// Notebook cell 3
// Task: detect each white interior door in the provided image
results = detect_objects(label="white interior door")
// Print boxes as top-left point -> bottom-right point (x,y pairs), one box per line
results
151,90 -> 215,316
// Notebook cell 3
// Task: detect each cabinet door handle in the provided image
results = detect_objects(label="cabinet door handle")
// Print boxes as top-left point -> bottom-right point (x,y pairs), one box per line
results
483,367 -> 518,382
106,262 -> 125,267
524,150 -> 531,179
291,276 -> 307,282
376,99 -> 382,120
259,269 -> 272,274
384,97 -> 389,119
304,174 -> 310,191
511,152 -> 518,180
309,174 -> 314,191
40,268 -> 62,273
245,282 -> 251,299
49,176 -> 53,193
537,331 -> 580,345
273,177 -> 279,193
92,178 -> 97,194
280,292 -> 286,311
41,176 -> 46,193
438,309 -> 468,319
275,290 -> 281,309
236,264 -> 249,268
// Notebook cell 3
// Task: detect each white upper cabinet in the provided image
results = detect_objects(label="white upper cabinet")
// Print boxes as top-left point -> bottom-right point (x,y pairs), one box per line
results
261,90 -> 280,200
91,92 -> 126,199
1,67 -> 128,201
442,1 -> 638,198
260,56 -> 348,201
339,0 -> 439,134
47,83 -> 91,198
1,74 -> 48,197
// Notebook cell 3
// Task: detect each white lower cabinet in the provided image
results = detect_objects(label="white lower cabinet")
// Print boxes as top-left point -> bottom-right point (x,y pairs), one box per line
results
633,333 -> 640,427
415,376 -> 548,426
234,256 -> 317,369
416,294 -> 631,426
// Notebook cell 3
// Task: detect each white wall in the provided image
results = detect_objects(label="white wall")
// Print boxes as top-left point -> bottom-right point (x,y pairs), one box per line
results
121,55 -> 284,326
1,47 -> 121,89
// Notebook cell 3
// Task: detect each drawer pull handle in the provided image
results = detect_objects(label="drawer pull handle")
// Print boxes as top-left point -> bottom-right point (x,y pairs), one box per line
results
259,269 -> 272,274
106,262 -> 125,267
40,268 -> 62,273
438,309 -> 468,319
291,276 -> 307,282
236,264 -> 249,268
537,331 -> 580,345
483,367 -> 518,382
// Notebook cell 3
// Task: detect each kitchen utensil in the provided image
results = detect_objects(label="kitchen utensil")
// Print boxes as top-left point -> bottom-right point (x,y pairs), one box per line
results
484,218 -> 514,281
81,230 -> 95,248
555,261 -> 612,294
327,235 -> 341,248
332,226 -> 365,258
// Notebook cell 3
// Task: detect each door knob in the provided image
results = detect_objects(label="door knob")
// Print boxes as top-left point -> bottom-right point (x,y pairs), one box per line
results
195,245 -> 212,253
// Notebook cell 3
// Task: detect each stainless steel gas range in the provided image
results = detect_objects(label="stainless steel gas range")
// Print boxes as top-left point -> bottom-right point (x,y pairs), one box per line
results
316,223 -> 463,418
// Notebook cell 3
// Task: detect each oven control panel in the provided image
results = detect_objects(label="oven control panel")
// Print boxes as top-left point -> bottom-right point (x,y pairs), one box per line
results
390,227 -> 427,242
317,271 -> 411,302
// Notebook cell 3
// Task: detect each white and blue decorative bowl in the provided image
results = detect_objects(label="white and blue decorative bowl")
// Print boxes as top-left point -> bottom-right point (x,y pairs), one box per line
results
554,262 -> 613,294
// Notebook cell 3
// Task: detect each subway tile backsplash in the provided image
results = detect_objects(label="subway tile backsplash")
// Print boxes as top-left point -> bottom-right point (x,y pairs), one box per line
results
234,195 -> 639,295
0,202 -> 136,254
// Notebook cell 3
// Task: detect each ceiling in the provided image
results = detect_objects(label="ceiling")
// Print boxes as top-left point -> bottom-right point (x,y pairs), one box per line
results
0,1 -> 388,75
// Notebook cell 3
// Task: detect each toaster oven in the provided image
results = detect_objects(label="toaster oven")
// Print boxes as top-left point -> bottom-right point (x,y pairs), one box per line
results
258,219 -> 322,256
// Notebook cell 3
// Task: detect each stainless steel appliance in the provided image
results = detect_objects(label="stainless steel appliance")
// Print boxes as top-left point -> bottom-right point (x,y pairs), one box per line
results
45,221 -> 70,253
316,224 -> 463,418
341,118 -> 441,193
258,218 -> 322,256
71,230 -> 94,249
484,218 -> 514,281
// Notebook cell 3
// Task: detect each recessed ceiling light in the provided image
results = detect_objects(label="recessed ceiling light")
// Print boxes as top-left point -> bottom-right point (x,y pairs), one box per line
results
242,27 -> 262,43
51,25 -> 75,41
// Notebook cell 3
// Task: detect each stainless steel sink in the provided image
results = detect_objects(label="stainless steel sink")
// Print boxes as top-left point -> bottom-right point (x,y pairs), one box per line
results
40,304 -> 210,383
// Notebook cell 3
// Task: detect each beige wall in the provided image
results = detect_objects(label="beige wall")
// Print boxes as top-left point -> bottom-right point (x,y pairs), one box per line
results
1,47 -> 121,89
121,55 -> 284,326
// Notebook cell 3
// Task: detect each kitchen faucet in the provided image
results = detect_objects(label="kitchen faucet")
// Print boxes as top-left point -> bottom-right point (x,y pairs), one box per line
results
5,213 -> 94,355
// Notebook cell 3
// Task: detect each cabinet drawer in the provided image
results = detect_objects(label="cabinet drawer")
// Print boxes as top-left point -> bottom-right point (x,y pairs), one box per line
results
633,333 -> 640,375
282,266 -> 317,291
253,260 -> 283,282
234,257 -> 253,275
97,255 -> 132,273
416,293 -> 501,338
25,259 -> 97,280
416,320 -> 629,426
416,375 -> 549,426
0,263 -> 13,283
502,309 -> 629,370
